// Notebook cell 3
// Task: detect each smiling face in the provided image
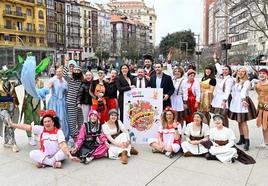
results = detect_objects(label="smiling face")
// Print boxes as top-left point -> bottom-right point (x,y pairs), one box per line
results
259,71 -> 268,81
90,113 -> 98,123
85,71 -> 93,82
56,68 -> 63,79
155,64 -> 162,75
109,113 -> 118,122
98,70 -> 105,80
173,68 -> 182,78
144,59 -> 152,68
205,68 -> 211,76
137,68 -> 145,79
43,117 -> 54,131
238,68 -> 247,79
214,117 -> 223,129
222,66 -> 230,76
193,114 -> 202,125
188,73 -> 195,81
110,70 -> 118,80
121,65 -> 129,76
165,111 -> 174,122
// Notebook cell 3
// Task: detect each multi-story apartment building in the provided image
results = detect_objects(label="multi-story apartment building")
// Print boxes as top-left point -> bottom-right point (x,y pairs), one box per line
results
108,0 -> 156,48
203,0 -> 215,46
80,0 -> 98,63
65,0 -> 82,62
0,0 -> 54,66
111,15 -> 135,57
46,0 -> 65,64
228,1 -> 249,52
95,3 -> 112,53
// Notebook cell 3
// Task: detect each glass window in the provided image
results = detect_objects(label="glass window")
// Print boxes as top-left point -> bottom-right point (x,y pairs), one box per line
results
39,37 -> 44,44
38,0 -> 43,4
17,22 -> 23,31
38,10 -> 44,19
39,24 -> 44,31
16,7 -> 22,16
5,4 -> 11,14
5,20 -> 12,29
26,9 -> 32,16
27,23 -> 32,31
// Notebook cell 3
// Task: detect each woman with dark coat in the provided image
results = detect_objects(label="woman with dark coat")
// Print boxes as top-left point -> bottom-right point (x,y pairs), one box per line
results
116,64 -> 135,122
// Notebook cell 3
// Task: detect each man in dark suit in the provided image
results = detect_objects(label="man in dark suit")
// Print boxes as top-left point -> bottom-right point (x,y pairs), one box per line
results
143,54 -> 156,81
134,68 -> 150,88
150,62 -> 175,110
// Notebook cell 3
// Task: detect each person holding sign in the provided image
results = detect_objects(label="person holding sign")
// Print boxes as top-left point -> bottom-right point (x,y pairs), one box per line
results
150,62 -> 175,110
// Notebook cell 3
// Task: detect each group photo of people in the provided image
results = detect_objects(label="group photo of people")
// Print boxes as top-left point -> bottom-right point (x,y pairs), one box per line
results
1,53 -> 268,169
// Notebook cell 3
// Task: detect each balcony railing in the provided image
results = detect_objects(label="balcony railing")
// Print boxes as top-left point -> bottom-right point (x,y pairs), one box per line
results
3,10 -> 26,19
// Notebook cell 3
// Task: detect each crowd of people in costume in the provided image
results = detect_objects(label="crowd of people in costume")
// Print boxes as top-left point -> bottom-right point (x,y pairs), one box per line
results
1,53 -> 267,168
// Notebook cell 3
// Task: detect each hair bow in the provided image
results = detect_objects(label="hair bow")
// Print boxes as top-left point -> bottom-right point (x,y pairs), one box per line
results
39,109 -> 57,118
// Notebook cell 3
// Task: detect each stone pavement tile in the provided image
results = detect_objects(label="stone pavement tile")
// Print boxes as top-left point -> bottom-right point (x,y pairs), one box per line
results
171,156 -> 253,184
132,144 -> 179,165
0,152 -> 16,166
246,150 -> 268,186
66,156 -> 170,186
148,167 -> 244,186
46,175 -> 87,186
0,159 -> 65,186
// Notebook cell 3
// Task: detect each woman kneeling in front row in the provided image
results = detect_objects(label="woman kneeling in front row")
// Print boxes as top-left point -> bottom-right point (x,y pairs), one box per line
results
182,112 -> 209,156
148,107 -> 182,158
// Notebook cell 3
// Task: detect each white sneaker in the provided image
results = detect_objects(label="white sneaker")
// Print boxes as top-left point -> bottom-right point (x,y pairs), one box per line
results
165,151 -> 171,157
84,157 -> 94,164
28,137 -> 37,146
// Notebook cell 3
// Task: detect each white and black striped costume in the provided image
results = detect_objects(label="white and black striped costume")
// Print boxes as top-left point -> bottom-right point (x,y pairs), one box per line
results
63,67 -> 83,138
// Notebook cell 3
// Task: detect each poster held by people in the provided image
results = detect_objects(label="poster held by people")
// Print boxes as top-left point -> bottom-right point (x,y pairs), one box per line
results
123,88 -> 163,144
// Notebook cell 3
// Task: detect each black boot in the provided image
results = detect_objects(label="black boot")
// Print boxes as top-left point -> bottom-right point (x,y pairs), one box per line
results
236,135 -> 245,145
244,139 -> 250,151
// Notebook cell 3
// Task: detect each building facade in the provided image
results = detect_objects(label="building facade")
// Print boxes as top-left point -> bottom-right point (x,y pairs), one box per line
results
203,0 -> 215,46
46,0 -> 65,64
108,0 -> 156,48
0,0 -> 55,67
80,0 -> 98,63
65,0 -> 82,62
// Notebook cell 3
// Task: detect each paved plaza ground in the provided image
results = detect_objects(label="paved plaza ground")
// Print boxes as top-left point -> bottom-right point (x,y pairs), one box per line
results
1,78 -> 268,186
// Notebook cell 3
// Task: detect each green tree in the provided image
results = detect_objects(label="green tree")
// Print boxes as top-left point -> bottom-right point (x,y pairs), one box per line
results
95,48 -> 110,61
159,30 -> 196,57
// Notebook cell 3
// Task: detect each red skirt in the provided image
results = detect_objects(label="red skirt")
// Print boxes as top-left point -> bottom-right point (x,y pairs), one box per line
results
184,95 -> 196,122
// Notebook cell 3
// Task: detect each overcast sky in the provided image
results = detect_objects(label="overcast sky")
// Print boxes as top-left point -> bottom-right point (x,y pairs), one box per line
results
90,0 -> 203,45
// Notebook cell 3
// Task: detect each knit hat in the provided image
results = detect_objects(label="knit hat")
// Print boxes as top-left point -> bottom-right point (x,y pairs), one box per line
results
68,60 -> 77,67
88,110 -> 100,119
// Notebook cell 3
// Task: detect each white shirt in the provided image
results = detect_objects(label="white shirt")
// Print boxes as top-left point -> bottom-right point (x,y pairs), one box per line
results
156,75 -> 162,88
136,77 -> 146,88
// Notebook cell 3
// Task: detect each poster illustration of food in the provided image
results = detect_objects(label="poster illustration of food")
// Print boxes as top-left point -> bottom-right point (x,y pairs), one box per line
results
123,88 -> 163,144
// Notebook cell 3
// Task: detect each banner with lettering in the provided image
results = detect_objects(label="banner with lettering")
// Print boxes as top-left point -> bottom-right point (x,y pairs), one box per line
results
123,88 -> 163,144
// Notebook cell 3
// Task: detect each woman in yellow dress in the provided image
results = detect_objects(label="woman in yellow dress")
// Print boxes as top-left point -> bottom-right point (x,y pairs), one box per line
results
198,65 -> 216,125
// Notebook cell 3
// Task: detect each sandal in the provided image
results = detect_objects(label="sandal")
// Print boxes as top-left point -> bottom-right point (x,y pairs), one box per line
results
53,161 -> 62,169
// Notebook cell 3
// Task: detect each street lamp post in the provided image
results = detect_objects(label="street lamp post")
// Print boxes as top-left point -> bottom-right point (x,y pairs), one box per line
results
179,41 -> 188,60
221,42 -> 232,65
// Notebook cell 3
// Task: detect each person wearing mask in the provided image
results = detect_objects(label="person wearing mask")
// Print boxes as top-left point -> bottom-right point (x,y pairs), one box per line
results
63,60 -> 83,140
